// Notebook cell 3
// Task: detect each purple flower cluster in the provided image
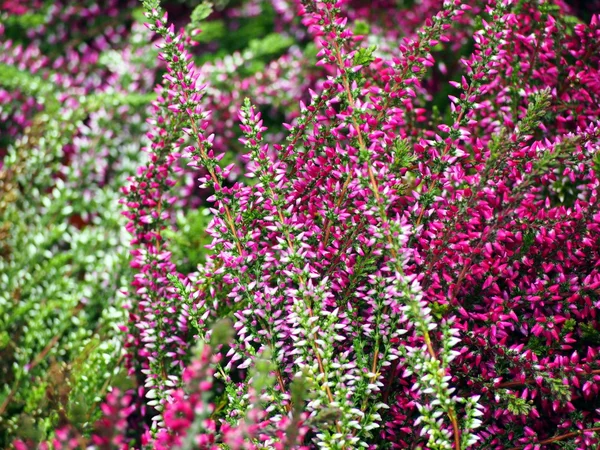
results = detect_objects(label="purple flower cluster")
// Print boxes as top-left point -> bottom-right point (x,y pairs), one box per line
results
116,0 -> 600,448
0,0 -> 139,150
7,0 -> 600,448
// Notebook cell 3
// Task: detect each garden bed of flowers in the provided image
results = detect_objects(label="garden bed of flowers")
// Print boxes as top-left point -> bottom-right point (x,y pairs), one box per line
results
1,0 -> 600,448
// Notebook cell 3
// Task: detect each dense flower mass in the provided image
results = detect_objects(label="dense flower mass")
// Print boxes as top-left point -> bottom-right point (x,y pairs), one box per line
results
2,0 -> 600,448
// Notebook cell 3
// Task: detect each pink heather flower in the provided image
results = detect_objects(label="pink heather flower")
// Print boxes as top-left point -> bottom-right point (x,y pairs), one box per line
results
14,0 -> 600,448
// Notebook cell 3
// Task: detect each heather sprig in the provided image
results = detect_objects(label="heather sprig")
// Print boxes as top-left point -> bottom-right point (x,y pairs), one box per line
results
5,0 -> 600,448
134,0 -> 478,447
130,0 -> 600,447
306,0 -> 478,446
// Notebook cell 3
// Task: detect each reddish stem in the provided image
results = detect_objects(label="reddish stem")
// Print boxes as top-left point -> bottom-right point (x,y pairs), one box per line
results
509,426 -> 600,450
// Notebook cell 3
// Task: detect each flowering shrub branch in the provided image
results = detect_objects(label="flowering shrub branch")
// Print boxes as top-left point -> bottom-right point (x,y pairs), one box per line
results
3,0 -> 600,448
118,0 -> 600,448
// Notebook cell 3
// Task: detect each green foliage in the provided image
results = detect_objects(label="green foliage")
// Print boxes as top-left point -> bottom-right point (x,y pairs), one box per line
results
250,348 -> 276,393
0,11 -> 156,443
209,318 -> 235,346
191,0 -> 296,74
525,335 -> 547,356
353,45 -> 377,67
580,323 -> 600,345
191,1 -> 214,24
0,105 -> 135,445
247,32 -> 295,63
519,229 -> 536,256
353,20 -> 370,36
165,208 -> 213,273
593,150 -> 600,178
431,302 -> 450,320
498,391 -> 533,416
190,20 -> 227,43
187,1 -> 224,43
391,138 -> 417,171
0,63 -> 56,99
563,318 -> 577,333
546,376 -> 572,404
0,11 -> 47,43
0,127 -> 117,445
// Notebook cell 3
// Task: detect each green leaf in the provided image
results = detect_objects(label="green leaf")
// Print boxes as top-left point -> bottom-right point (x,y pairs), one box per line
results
209,318 -> 234,347
353,45 -> 377,67
353,20 -> 370,36
247,33 -> 294,59
190,20 -> 226,43
290,374 -> 308,414
191,1 -> 214,24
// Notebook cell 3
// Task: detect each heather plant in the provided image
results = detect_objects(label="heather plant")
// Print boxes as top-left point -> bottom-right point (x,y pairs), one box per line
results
1,1 -> 310,445
3,0 -> 600,449
0,4 -> 157,445
118,0 -> 600,448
